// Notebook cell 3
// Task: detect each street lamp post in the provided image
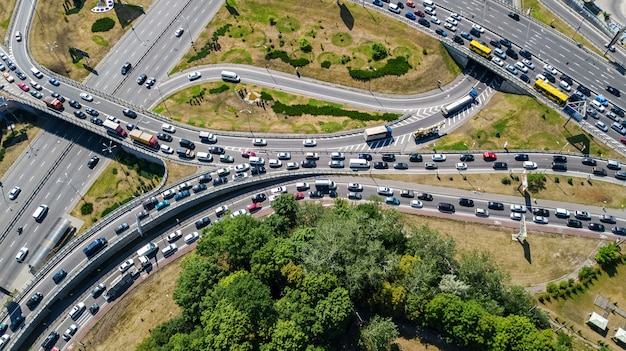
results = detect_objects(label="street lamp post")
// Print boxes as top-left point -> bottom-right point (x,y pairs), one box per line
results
572,11 -> 586,39
368,66 -> 376,91
63,173 -> 85,201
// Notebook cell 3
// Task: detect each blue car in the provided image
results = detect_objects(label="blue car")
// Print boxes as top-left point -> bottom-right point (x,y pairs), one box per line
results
405,12 -> 416,20
436,28 -> 447,37
460,31 -> 473,40
155,200 -> 170,211
48,77 -> 60,86
373,0 -> 384,6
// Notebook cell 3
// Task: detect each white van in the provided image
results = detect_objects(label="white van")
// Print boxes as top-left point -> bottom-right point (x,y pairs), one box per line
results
136,242 -> 158,257
32,204 -> 49,222
161,243 -> 178,257
196,152 -> 213,162
249,156 -> 265,166
184,232 -> 200,244
423,0 -> 435,7
590,100 -> 605,113
388,3 -> 401,13
349,159 -> 371,169
221,70 -> 240,82
554,208 -> 570,218
30,67 -> 43,79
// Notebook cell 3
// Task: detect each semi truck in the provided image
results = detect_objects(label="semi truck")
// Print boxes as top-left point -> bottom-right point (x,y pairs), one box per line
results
103,119 -> 127,138
315,178 -> 337,192
364,125 -> 392,142
104,274 -> 134,302
130,129 -> 158,148
43,96 -> 63,111
413,121 -> 446,140
83,237 -> 108,258
441,89 -> 478,117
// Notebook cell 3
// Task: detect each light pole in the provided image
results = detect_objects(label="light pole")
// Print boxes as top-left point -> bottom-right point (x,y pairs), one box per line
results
572,11 -> 586,39
155,86 -> 172,116
63,173 -> 85,201
368,66 -> 376,91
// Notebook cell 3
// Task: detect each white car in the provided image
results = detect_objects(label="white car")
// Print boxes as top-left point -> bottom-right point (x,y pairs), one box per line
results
303,138 -> 317,147
175,27 -> 184,37
410,200 -> 423,208
107,115 -> 120,123
431,154 -> 446,162
80,92 -> 93,101
492,57 -> 504,66
535,74 -> 546,82
510,204 -> 527,213
271,186 -> 288,194
160,145 -> 174,154
235,163 -> 250,172
445,17 -> 458,26
215,205 -> 229,216
444,22 -> 457,32
523,161 -> 537,170
8,186 -> 21,200
15,247 -> 28,262
68,302 -> 86,320
514,61 -> 528,73
167,230 -> 182,242
296,182 -> 310,190
455,162 -> 467,170
119,259 -> 134,273
232,173 -> 248,181
471,23 -> 484,33
475,208 -> 489,217
543,64 -> 557,75
63,324 -> 78,341
605,42 -> 616,52
252,138 -> 267,146
330,152 -> 345,160
162,124 -> 176,133
269,159 -> 282,168
187,71 -> 201,81
277,152 -> 291,160
533,215 -> 548,224
595,121 -> 608,132
522,59 -> 535,70
559,80 -> 571,91
230,209 -> 247,218
286,161 -> 299,170
451,12 -> 462,21
347,183 -> 363,191
431,16 -> 441,24
30,80 -> 42,90
377,187 -> 393,196
15,31 -> 22,42
590,100 -> 605,113
184,232 -> 200,244
510,212 -> 523,221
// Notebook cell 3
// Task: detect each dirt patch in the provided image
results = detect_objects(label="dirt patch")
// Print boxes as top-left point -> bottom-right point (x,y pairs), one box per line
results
172,0 -> 460,94
79,254 -> 184,351
163,160 -> 198,187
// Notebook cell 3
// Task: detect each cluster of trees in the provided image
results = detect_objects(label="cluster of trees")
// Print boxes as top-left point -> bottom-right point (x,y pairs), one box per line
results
137,196 -> 564,351
270,101 -> 400,122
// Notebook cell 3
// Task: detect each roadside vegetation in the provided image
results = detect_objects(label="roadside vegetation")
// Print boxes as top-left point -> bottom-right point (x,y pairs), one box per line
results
155,82 -> 401,133
0,110 -> 41,178
0,0 -> 17,40
430,92 -> 625,162
171,0 -> 461,94
30,0 -> 153,81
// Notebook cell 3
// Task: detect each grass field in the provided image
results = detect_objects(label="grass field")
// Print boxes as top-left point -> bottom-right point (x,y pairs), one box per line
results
429,92 -> 626,162
155,82 -> 397,133
172,0 -> 460,94
0,0 -> 17,41
30,0 -> 154,81
0,120 -> 40,179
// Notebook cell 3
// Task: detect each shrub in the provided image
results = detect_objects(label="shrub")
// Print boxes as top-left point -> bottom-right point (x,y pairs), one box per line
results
91,17 -> 115,32
112,168 -> 118,175
348,57 -> 411,80
101,202 -> 121,217
371,42 -> 388,61
578,266 -> 594,280
299,38 -> 312,52
321,60 -> 331,69
80,202 -> 94,215
209,84 -> 230,94
501,177 -> 511,185
554,176 -> 560,183
260,91 -> 274,101
271,101 -> 400,121
265,50 -> 310,67
567,178 -> 573,185
546,282 -> 559,294
559,280 -> 569,290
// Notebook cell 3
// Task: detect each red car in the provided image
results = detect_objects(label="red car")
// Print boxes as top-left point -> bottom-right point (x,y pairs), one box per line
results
18,82 -> 29,92
247,202 -> 262,212
241,149 -> 256,158
621,137 -> 626,145
483,151 -> 497,161
294,192 -> 304,200
414,9 -> 425,17
406,0 -> 415,7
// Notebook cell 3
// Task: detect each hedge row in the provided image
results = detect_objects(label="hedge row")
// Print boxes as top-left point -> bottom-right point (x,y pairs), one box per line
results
209,84 -> 230,94
265,50 -> 310,67
271,101 -> 400,121
91,17 -> 115,32
348,56 -> 411,80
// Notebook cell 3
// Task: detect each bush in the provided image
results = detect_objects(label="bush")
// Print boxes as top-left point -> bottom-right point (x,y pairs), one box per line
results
321,60 -> 331,69
80,202 -> 94,215
299,38 -> 312,52
559,280 -> 569,290
271,101 -> 400,121
265,50 -> 310,67
567,178 -> 573,185
91,17 -> 115,32
371,42 -> 388,61
101,202 -> 121,217
554,177 -> 560,183
209,84 -> 230,94
260,91 -> 274,101
501,177 -> 511,185
348,57 -> 411,80
546,282 -> 559,294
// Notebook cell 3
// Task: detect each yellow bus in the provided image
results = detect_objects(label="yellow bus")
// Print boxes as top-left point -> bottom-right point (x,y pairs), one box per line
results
534,79 -> 568,106
468,40 -> 492,59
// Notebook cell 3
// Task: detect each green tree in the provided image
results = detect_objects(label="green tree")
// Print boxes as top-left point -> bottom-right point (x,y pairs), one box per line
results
312,287 -> 353,341
438,274 -> 470,298
526,173 -> 546,193
299,38 -> 312,52
595,243 -> 621,267
371,42 -> 388,61
262,319 -> 310,351
273,193 -> 301,227
173,254 -> 223,325
358,315 -> 399,351
201,300 -> 255,351
458,250 -> 507,314
251,237 -> 297,294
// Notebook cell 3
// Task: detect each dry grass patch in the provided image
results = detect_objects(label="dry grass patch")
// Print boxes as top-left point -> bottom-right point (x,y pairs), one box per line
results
80,254 -> 184,351
30,0 -> 153,81
402,214 -> 600,286
0,120 -> 41,179
155,83 -> 393,133
163,160 -> 198,187
173,0 -> 460,94
375,173 -> 626,209
0,0 -> 18,40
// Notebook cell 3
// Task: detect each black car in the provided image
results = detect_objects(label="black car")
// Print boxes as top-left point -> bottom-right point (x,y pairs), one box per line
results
123,108 -> 137,118
121,61 -> 132,75
460,154 -> 475,162
309,191 -> 324,198
87,156 -> 100,169
508,11 -> 520,20
114,222 -> 129,234
15,70 -> 26,80
577,84 -> 591,97
611,106 -> 625,117
488,201 -> 504,210
174,190 -> 191,201
251,166 -> 266,175
396,1 -> 404,8
192,184 -> 207,193
90,117 -> 103,125
401,189 -> 415,198
553,155 -> 567,163
435,28 -> 447,37
358,153 -> 373,161
453,35 -> 464,44
198,173 -> 212,184
469,27 -> 481,37
560,74 -> 573,86
607,85 -> 621,97
213,176 -> 228,186
514,153 -> 529,161
612,226 -> 626,235
409,153 -> 423,162
210,146 -> 225,154
195,217 -> 211,229
91,283 -> 106,298
0,322 -> 7,335
592,168 -> 607,176
500,38 -> 512,48
52,269 -> 67,284
493,162 -> 508,169
567,219 -> 583,228
418,18 -> 431,27
382,153 -> 396,162
26,292 -> 43,310
615,171 -> 626,180
156,132 -> 173,142
90,303 -> 100,315
42,331 -> 59,350
582,157 -> 597,166
519,49 -> 532,59
552,162 -> 567,171
417,193 -> 433,201
588,222 -> 605,232
85,107 -> 99,116
532,208 -> 550,217
394,162 -> 409,169
137,73 -> 147,85
489,39 -> 501,48
459,198 -> 474,207
301,159 -> 316,168
373,161 -> 388,169
68,100 -> 81,109
543,72 -> 556,83
73,110 -> 87,119
51,92 -> 65,102
505,48 -> 518,59
251,193 -> 266,203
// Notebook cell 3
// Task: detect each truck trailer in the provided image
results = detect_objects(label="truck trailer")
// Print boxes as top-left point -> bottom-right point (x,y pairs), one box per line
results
104,274 -> 134,302
43,96 -> 63,111
103,120 -> 127,138
83,237 -> 108,258
363,125 -> 392,142
130,129 -> 158,148
314,178 -> 337,192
